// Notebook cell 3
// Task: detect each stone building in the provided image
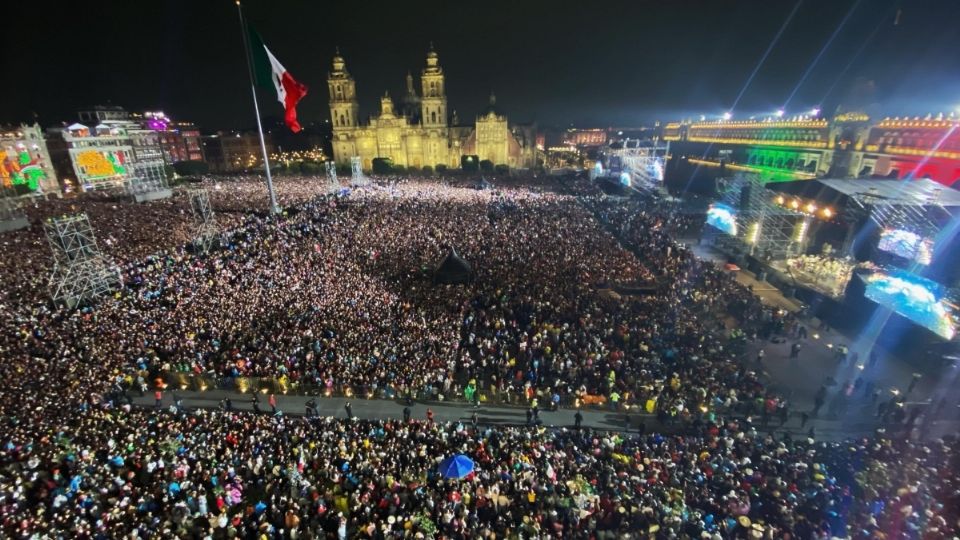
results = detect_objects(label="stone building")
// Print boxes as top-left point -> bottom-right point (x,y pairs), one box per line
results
328,46 -> 536,171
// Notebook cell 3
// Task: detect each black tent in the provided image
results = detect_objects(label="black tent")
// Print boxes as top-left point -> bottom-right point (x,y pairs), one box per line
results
434,248 -> 474,284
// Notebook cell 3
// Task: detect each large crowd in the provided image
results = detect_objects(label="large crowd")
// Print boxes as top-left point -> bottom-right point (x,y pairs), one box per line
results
0,174 -> 955,538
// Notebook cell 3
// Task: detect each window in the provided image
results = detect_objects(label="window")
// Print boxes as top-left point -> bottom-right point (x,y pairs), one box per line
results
431,111 -> 437,124
340,114 -> 346,126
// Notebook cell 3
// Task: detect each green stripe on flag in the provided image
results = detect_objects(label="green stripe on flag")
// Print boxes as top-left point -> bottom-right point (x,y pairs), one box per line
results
247,26 -> 274,89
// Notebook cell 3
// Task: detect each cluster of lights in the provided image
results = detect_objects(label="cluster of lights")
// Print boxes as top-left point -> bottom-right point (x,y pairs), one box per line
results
685,136 -> 828,149
834,112 -> 870,123
232,152 -> 262,169
884,146 -> 960,160
269,147 -> 327,163
689,118 -> 828,129
878,115 -> 960,129
774,194 -> 834,219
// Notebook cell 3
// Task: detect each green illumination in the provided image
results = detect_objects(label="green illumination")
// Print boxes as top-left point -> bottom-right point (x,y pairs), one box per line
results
2,149 -> 47,192
742,148 -> 814,183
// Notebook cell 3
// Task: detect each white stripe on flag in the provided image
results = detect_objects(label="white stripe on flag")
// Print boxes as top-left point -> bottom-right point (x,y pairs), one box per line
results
262,45 -> 287,105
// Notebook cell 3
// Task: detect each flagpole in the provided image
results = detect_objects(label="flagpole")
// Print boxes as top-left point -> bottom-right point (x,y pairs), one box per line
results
235,0 -> 280,215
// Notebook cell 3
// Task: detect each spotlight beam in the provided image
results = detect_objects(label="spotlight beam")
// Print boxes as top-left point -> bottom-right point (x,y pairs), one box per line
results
683,1 -> 801,195
782,0 -> 863,111
730,0 -> 803,112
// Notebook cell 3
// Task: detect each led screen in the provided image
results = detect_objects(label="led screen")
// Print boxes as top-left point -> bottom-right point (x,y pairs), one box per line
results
863,269 -> 955,340
1,147 -> 47,191
706,203 -> 737,236
75,149 -> 127,185
877,228 -> 934,265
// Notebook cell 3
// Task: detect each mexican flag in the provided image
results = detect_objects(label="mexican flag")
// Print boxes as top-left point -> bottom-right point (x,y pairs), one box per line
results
248,27 -> 308,133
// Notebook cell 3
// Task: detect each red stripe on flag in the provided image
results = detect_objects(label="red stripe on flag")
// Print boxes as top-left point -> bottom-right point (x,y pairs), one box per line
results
280,72 -> 308,133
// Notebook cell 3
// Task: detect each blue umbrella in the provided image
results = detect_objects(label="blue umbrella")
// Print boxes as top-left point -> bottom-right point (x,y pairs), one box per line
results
438,455 -> 474,479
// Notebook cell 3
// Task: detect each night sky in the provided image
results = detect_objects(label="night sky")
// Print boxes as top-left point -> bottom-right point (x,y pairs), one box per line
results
3,0 -> 959,130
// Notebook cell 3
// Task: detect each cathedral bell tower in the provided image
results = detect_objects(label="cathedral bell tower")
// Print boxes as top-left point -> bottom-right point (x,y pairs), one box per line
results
327,49 -> 360,131
420,44 -> 447,128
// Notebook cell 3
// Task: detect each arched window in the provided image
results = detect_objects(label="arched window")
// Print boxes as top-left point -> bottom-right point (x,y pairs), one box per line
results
340,114 -> 346,126
431,111 -> 437,124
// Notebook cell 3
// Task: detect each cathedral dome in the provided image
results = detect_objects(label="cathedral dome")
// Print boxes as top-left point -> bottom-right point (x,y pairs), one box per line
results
332,48 -> 346,72
425,43 -> 440,68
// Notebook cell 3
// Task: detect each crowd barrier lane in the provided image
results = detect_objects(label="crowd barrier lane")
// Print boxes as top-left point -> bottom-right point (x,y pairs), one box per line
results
154,371 -> 736,416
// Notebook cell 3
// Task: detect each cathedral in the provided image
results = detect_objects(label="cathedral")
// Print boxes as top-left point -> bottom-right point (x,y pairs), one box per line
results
327,46 -> 537,171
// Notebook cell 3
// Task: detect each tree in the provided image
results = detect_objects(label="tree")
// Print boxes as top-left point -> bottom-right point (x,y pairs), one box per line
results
494,164 -> 509,175
422,165 -> 433,175
479,160 -> 494,173
172,160 -> 209,176
461,155 -> 479,172
372,157 -> 394,175
435,164 -> 448,175
300,161 -> 321,174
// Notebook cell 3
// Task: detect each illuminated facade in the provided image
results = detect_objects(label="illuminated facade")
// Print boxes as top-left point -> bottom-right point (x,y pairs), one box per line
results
328,47 -> 536,171
859,117 -> 960,185
665,112 -> 960,187
130,112 -> 204,163
563,128 -> 607,146
1,124 -> 59,195
50,123 -> 136,191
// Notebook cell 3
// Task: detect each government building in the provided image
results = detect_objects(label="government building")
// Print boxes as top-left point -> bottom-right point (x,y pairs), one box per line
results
327,47 -> 537,171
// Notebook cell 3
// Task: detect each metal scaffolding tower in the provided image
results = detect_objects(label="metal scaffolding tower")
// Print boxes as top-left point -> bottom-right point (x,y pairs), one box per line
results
0,190 -> 29,232
45,214 -> 122,308
325,161 -> 339,188
189,189 -> 220,252
713,174 -> 808,260
608,140 -> 669,188
350,156 -> 365,186
128,165 -> 173,203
